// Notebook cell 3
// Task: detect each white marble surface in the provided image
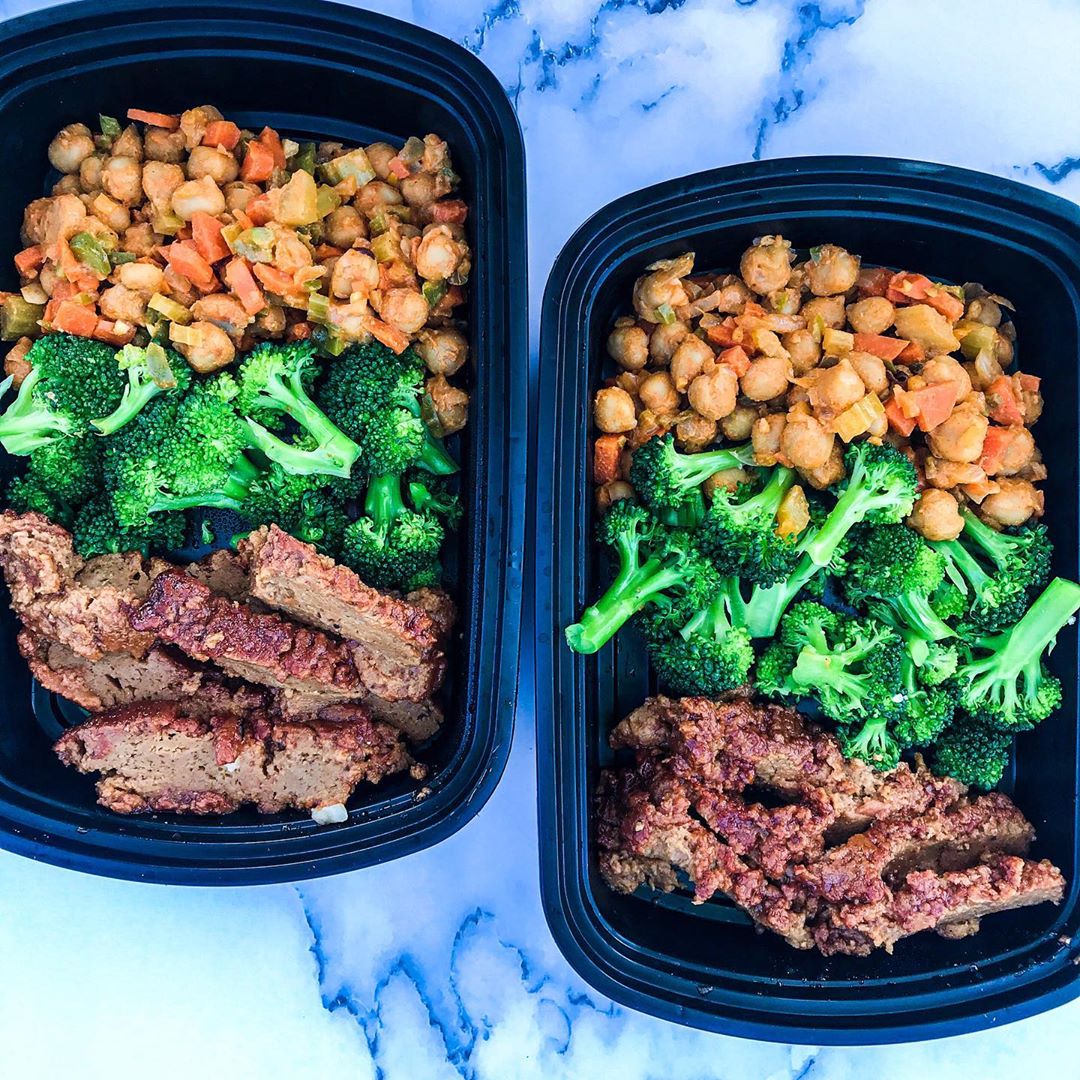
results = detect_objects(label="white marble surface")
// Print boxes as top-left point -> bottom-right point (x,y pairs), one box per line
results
2,0 -> 1080,1075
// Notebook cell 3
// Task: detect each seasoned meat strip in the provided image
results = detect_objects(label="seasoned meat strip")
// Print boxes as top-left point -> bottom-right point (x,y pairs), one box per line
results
55,699 -> 415,815
131,569 -> 363,698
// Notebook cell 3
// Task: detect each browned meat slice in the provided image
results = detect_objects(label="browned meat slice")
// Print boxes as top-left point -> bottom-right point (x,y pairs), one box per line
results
0,512 -> 155,659
54,699 -> 415,815
131,569 -> 363,699
283,695 -> 445,744
183,548 -> 256,602
813,854 -> 1065,956
406,587 -> 457,639
242,525 -> 446,701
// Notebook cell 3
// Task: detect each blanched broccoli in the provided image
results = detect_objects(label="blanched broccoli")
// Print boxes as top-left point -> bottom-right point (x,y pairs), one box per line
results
893,653 -> 956,750
930,720 -> 1013,790
0,334 -> 125,454
958,508 -> 1052,593
407,474 -> 463,528
91,342 -> 192,435
955,576 -> 1080,732
628,434 -> 755,515
837,715 -> 902,772
5,435 -> 102,526
242,465 -> 349,556
72,493 -> 186,558
237,341 -> 360,478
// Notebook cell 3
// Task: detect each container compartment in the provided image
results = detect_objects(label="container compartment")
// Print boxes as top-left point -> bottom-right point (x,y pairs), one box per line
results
537,157 -> 1080,1041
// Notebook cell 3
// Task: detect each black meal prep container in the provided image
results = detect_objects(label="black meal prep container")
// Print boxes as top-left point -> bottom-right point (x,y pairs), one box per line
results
0,0 -> 527,883
536,157 -> 1080,1042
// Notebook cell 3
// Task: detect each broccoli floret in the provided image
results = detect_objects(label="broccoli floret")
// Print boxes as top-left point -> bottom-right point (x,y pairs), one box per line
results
932,529 -> 1030,633
72,493 -> 185,558
649,591 -> 754,696
930,581 -> 967,621
628,434 -> 755,515
698,465 -> 801,584
340,473 -> 444,591
91,342 -> 192,435
920,641 -> 960,686
894,653 -> 956,749
753,640 -> 800,698
0,334 -> 125,453
406,474 -> 463,528
930,720 -> 1013,789
5,434 -> 103,526
565,501 -> 719,654
6,473 -> 74,526
958,508 -> 1052,593
237,341 -> 360,478
318,341 -> 458,476
243,465 -> 349,556
836,715 -> 902,772
955,577 -> 1080,731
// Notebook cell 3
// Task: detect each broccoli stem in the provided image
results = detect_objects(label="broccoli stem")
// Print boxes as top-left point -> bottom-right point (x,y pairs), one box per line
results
681,593 -> 729,641
406,397 -> 459,475
0,368 -> 74,454
802,473 -> 869,568
728,554 -> 820,638
92,375 -> 159,436
364,473 -> 406,533
933,535 -> 990,595
671,442 -> 755,488
149,454 -> 260,514
888,590 -> 955,642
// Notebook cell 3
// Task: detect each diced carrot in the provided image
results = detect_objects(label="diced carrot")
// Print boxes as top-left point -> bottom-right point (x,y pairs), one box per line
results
985,375 -> 1024,426
245,192 -> 275,226
852,332 -> 908,361
232,209 -> 255,232
314,243 -> 344,260
593,434 -> 625,485
896,340 -> 925,365
191,212 -> 231,264
387,157 -> 410,180
286,321 -> 313,341
127,109 -> 181,130
884,393 -> 918,437
912,382 -> 958,432
962,479 -> 1000,503
857,266 -> 892,297
921,289 -> 964,322
51,300 -> 99,337
705,318 -> 741,348
1017,372 -> 1041,392
202,120 -> 241,150
253,263 -> 300,298
431,199 -> 469,225
431,285 -> 465,316
14,245 -> 43,277
886,271 -> 964,321
259,126 -> 287,169
42,298 -> 60,325
223,258 -> 266,316
93,318 -> 136,346
979,424 -> 1016,475
50,280 -> 81,302
163,241 -> 216,291
717,345 -> 751,377
240,139 -> 276,183
363,314 -> 410,354
740,301 -> 768,320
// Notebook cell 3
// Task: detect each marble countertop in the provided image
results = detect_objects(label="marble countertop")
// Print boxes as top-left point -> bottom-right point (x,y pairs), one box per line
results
2,0 -> 1079,1076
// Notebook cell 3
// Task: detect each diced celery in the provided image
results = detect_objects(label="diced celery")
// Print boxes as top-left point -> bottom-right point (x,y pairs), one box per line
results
318,147 -> 376,187
315,185 -> 341,219
220,222 -> 243,252
655,303 -> 676,325
168,322 -> 202,347
147,293 -> 193,325
233,227 -> 275,263
69,231 -> 111,276
370,233 -> 398,263
145,341 -> 177,387
307,292 -> 331,324
109,250 -> 137,267
152,210 -> 185,236
291,142 -> 317,175
99,114 -> 121,138
0,296 -> 44,340
822,327 -> 855,355
422,280 -> 447,308
958,321 -> 998,360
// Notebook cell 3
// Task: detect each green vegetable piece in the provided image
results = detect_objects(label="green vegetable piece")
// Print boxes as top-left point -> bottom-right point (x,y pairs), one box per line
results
69,231 -> 111,276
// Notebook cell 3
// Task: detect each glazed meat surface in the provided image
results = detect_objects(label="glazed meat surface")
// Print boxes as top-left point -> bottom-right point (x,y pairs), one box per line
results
599,696 -> 1064,956
55,699 -> 416,815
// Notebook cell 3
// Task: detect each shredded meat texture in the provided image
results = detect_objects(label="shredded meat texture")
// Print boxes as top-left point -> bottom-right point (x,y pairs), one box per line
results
598,696 -> 1065,956
55,699 -> 418,815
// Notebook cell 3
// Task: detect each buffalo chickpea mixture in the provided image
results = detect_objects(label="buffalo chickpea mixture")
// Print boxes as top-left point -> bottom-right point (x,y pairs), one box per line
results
2,106 -> 471,436
595,240 -> 1044,538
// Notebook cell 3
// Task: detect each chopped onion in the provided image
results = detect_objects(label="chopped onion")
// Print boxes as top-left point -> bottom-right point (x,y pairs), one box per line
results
311,803 -> 348,826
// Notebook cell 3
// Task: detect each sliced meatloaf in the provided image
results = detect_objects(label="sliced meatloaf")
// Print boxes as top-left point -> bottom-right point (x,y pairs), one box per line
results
54,699 -> 416,815
0,512 -> 155,659
274,692 -> 444,744
242,526 -> 447,701
131,569 -> 363,699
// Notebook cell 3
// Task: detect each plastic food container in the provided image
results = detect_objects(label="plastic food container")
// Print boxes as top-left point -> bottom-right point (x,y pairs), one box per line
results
536,157 -> 1080,1042
0,0 -> 527,883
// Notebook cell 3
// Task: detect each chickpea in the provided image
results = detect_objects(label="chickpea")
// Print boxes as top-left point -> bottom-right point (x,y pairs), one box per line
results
923,457 -> 985,489
739,235 -> 792,295
117,261 -> 165,294
411,222 -> 458,275
639,371 -> 680,415
54,175 -> 83,196
1020,383 -> 1043,426
704,468 -> 753,498
366,142 -> 397,180
176,321 -> 235,372
648,320 -> 689,366
79,154 -> 104,193
798,441 -> 845,490
42,194 -> 87,248
121,223 -> 157,257
907,488 -> 964,541
927,402 -> 989,463
809,358 -> 865,414
110,124 -> 143,163
170,175 -> 225,220
766,285 -> 802,316
221,181 -> 258,214
426,374 -> 469,435
416,327 -> 468,376
596,480 -> 635,512
4,337 -> 33,388
980,479 -> 1044,526
740,355 -> 791,402
378,288 -> 429,334
669,335 -> 713,391
921,355 -> 972,403
712,276 -> 751,314
720,403 -> 758,442
21,198 -> 51,245
101,156 -> 143,206
966,296 -> 1002,327
595,387 -> 637,433
800,294 -> 846,330
192,294 -> 252,339
893,304 -> 960,357
806,244 -> 860,296
355,179 -> 403,215
397,172 -> 435,215
144,127 -> 186,163
179,105 -> 223,151
846,296 -> 894,335
752,413 -> 786,465
324,205 -> 366,249
48,123 -> 96,174
687,367 -> 738,421
675,412 -> 718,452
254,305 -> 286,337
186,144 -> 239,185
615,371 -> 644,397
780,410 -> 834,470
985,425 -> 1036,477
39,263 -> 60,297
98,284 -> 147,324
633,254 -> 693,322
604,320 -> 648,372
782,328 -> 822,375
847,351 -> 888,395
331,249 -> 379,298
